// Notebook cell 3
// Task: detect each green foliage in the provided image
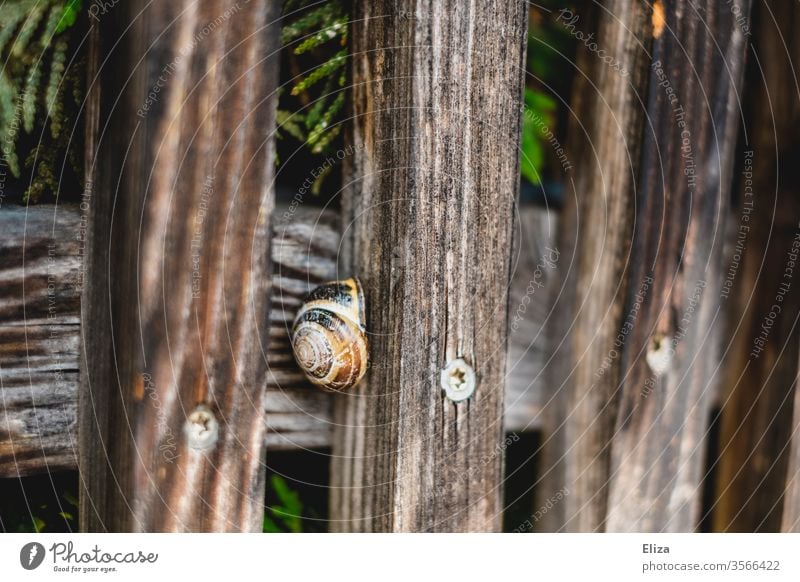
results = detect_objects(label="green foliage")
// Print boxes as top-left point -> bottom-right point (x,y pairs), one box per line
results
12,490 -> 78,533
279,0 -> 348,160
263,475 -> 304,533
0,0 -> 84,202
520,88 -> 557,186
521,1 -> 573,186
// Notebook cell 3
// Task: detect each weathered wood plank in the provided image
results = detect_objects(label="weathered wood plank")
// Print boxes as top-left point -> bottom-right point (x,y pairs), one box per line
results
0,205 -> 81,476
785,362 -> 800,532
331,0 -> 528,532
80,0 -> 280,532
0,200 -> 555,477
604,0 -> 752,532
0,204 -> 336,476
542,0 -> 652,533
715,0 -> 800,533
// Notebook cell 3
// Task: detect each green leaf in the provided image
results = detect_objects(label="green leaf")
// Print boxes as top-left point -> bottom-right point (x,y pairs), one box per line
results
266,475 -> 304,533
63,491 -> 79,507
271,475 -> 302,514
276,109 -> 307,142
526,88 -> 557,114
56,0 -> 83,34
520,87 -> 559,185
520,118 -> 544,185
33,516 -> 46,533
262,514 -> 281,533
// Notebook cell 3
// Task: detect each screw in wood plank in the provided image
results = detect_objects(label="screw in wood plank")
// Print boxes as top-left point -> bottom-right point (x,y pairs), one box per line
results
441,358 -> 476,402
184,404 -> 219,450
645,334 -> 673,376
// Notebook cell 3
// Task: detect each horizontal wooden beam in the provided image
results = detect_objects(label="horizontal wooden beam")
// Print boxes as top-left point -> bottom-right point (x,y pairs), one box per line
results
0,202 -> 553,477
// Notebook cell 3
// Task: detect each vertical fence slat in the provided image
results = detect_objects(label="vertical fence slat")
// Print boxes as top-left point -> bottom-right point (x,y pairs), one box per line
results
543,0 -> 652,533
603,0 -> 752,532
785,367 -> 800,531
330,0 -> 527,532
716,0 -> 800,532
79,0 -> 279,532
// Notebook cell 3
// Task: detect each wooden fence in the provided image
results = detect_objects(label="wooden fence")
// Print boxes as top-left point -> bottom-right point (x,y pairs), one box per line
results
2,0 -> 800,533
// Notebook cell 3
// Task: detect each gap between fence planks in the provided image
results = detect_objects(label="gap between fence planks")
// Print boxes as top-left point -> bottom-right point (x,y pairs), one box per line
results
79,0 -> 280,532
0,203 -> 554,478
331,0 -> 528,532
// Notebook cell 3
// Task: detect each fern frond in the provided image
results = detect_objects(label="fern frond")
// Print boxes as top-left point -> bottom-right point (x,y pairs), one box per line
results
304,75 -> 335,129
1,0 -> 85,200
40,3 -> 64,48
0,5 -> 29,56
22,65 -> 41,132
0,74 -> 21,176
276,109 -> 307,142
294,18 -> 346,55
307,90 -> 344,145
11,3 -> 46,57
280,0 -> 349,172
46,39 -> 67,135
281,3 -> 339,44
56,0 -> 82,34
291,48 -> 346,95
310,123 -> 340,154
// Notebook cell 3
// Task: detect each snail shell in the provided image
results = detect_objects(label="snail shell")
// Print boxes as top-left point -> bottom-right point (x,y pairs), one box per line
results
291,277 -> 368,391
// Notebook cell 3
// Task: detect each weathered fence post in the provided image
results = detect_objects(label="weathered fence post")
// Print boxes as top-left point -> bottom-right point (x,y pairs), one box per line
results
603,0 -> 752,532
330,0 -> 527,532
785,366 -> 800,531
544,0 -> 652,533
546,0 -> 752,532
79,0 -> 280,531
715,0 -> 800,532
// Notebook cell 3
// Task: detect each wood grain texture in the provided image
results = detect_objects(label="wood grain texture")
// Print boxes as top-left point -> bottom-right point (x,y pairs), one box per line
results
542,0 -> 652,533
331,0 -> 527,532
713,0 -> 800,533
0,205 -> 81,476
80,0 -> 280,532
0,201 -> 555,477
604,0 -> 752,532
785,353 -> 800,531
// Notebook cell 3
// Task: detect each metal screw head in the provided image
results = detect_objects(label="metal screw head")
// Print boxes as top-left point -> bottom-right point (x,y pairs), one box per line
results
184,404 -> 219,450
441,358 -> 476,402
646,334 -> 673,376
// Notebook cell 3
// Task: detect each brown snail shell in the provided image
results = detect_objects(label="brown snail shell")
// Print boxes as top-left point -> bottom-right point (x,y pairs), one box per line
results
291,277 -> 368,391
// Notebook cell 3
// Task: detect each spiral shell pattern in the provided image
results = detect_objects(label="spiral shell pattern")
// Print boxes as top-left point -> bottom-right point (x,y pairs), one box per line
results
291,277 -> 368,391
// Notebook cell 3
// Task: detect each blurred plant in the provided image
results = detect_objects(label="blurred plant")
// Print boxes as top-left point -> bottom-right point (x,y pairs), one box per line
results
522,2 -> 574,186
521,87 -> 557,186
10,490 -> 78,533
263,474 -> 304,533
0,0 -> 84,203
